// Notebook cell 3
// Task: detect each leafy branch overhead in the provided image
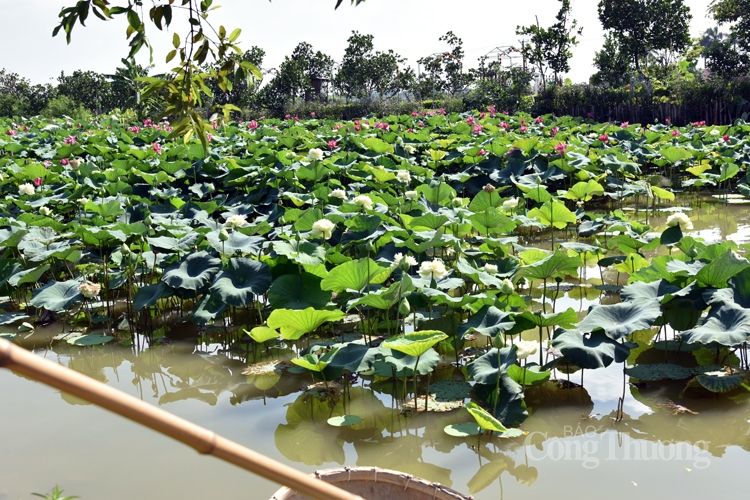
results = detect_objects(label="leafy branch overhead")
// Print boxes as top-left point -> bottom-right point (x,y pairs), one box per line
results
52,0 -> 364,154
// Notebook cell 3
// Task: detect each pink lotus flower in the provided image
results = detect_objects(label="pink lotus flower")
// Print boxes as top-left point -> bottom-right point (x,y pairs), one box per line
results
671,130 -> 680,137
33,177 -> 43,187
60,158 -> 69,166
550,126 -> 559,137
692,121 -> 706,127
152,143 -> 162,154
599,134 -> 609,142
64,136 -> 77,145
412,112 -> 419,117
621,122 -> 629,128
293,116 -> 299,121
248,120 -> 259,130
128,126 -> 141,133
535,116 -> 544,123
477,149 -> 487,156
406,128 -> 413,133
665,118 -> 671,124
479,112 -> 486,119
554,142 -> 568,155
206,134 -> 213,142
354,125 -> 361,131
328,140 -> 337,149
77,123 -> 83,129
521,119 -> 526,125
310,112 -> 316,118
437,109 -> 446,115
6,130 -> 16,136
488,105 -> 497,114
285,114 -> 291,119
211,121 -> 218,130
418,121 -> 424,127
43,161 -> 52,169
473,125 -> 483,134
723,134 -> 730,142
519,126 -> 528,133
23,126 -> 28,132
499,122 -> 510,130
466,116 -> 476,125
144,119 -> 153,126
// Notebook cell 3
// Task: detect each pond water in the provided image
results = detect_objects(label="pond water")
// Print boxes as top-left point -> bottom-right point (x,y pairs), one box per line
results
2,196 -> 750,500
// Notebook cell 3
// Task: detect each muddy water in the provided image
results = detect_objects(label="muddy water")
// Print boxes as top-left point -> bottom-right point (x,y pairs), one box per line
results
2,197 -> 750,500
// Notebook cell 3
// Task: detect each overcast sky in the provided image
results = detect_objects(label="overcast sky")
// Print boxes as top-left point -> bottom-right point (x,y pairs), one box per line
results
3,0 -> 717,86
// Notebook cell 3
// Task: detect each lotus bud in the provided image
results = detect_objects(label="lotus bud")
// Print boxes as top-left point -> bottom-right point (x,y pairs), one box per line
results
483,184 -> 495,194
398,297 -> 411,316
207,183 -> 216,193
144,215 -> 153,226
500,278 -> 515,295
219,228 -> 229,241
121,243 -> 130,255
39,206 -> 52,216
285,151 -> 296,159
451,197 -> 463,208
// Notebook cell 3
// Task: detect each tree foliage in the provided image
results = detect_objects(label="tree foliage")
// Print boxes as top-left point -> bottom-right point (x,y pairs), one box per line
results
597,0 -> 692,74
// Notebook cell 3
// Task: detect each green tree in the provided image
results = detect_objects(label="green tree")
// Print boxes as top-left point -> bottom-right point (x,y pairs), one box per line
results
590,33 -> 634,87
0,69 -> 54,117
106,58 -> 155,117
334,31 -> 413,101
597,0 -> 691,75
705,40 -> 750,78
205,47 -> 266,109
416,31 -> 472,98
56,70 -> 114,113
516,0 -> 582,86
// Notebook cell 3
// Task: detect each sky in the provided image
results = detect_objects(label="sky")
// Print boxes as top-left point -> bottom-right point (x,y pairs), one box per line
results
2,0 -> 717,87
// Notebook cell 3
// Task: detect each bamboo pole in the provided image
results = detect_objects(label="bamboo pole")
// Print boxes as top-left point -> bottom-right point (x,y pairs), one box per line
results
0,338 -> 363,500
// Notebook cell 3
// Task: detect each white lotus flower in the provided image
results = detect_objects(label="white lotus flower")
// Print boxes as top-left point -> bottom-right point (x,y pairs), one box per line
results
69,159 -> 81,168
225,214 -> 247,229
78,197 -> 90,206
418,259 -> 447,280
330,189 -> 347,200
18,183 -> 35,196
484,263 -> 499,274
39,206 -> 51,216
514,340 -> 538,360
393,252 -> 418,267
307,148 -> 324,161
79,281 -> 101,299
500,278 -> 515,294
710,129 -> 720,137
311,219 -> 335,240
666,212 -> 693,231
404,190 -> 418,201
452,197 -> 463,208
396,170 -> 411,183
502,197 -> 520,211
353,195 -> 373,210
405,145 -> 416,154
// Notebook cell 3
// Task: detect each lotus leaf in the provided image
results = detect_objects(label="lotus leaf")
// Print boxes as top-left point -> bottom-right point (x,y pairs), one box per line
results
551,329 -> 630,369
578,301 -> 661,340
162,251 -> 221,291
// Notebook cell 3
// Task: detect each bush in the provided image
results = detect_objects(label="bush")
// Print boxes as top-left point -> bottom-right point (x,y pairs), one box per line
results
41,95 -> 93,121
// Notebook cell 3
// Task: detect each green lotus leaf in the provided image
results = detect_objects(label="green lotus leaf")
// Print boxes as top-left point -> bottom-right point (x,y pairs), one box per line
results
457,306 -> 516,338
191,291 -> 228,325
209,258 -> 272,307
696,371 -> 745,392
30,280 -> 84,312
133,282 -> 175,310
625,363 -> 693,381
382,330 -> 448,358
620,279 -> 687,303
563,180 -> 605,202
507,363 -> 551,387
247,326 -> 279,343
320,258 -> 392,294
327,415 -> 363,427
660,146 -> 692,164
443,422 -> 482,437
680,302 -> 750,347
206,230 -> 264,255
0,312 -> 29,325
267,307 -> 346,340
517,308 -> 579,328
659,225 -> 683,246
268,273 -> 331,310
326,343 -> 373,372
550,329 -> 630,369
0,259 -> 24,286
515,251 -> 581,281
695,249 -> 750,288
162,251 -> 221,291
374,347 -> 440,377
468,346 -> 517,385
528,200 -> 577,229
147,232 -> 199,252
9,264 -> 51,287
578,301 -> 662,340
465,401 -> 508,433
469,208 -> 516,234
67,334 -> 114,346
272,240 -> 326,265
347,275 -> 415,310
291,346 -> 340,373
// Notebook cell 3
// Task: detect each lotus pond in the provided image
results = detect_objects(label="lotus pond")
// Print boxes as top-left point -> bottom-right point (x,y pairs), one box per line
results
2,113 -> 750,499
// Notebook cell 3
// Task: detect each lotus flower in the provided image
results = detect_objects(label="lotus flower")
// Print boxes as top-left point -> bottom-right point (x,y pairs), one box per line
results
152,143 -> 162,154
393,252 -> 417,267
500,278 -> 515,294
404,190 -> 418,201
330,189 -> 347,200
418,259 -> 447,280
33,177 -> 43,187
308,148 -> 324,161
311,219 -> 335,240
248,120 -> 259,130
554,142 -> 567,155
79,282 -> 101,299
484,263 -> 498,274
60,158 -> 69,166
353,195 -> 373,210
18,183 -> 35,196
225,214 -> 247,228
666,212 -> 693,230
599,134 -> 609,142
396,170 -> 411,183
64,136 -> 77,145
327,140 -> 337,150
502,197 -> 520,211
514,340 -> 537,360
